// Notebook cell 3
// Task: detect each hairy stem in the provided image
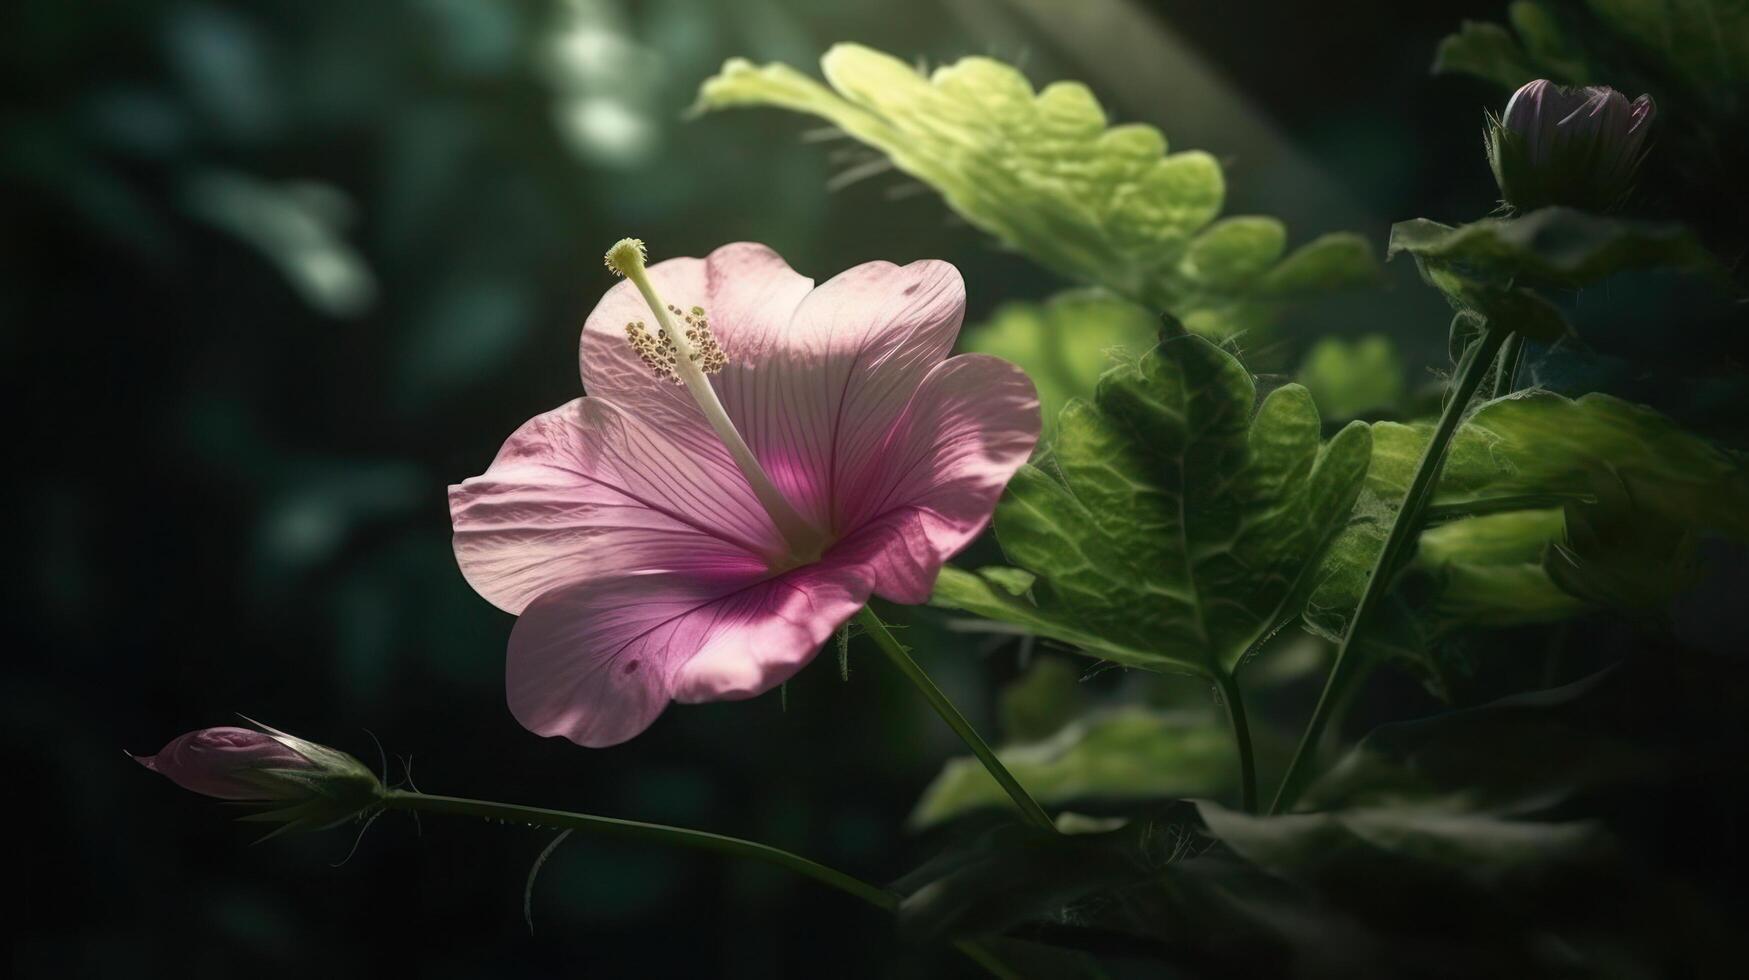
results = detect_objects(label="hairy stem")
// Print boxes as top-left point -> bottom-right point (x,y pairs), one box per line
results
1493,331 -> 1525,398
1270,323 -> 1511,814
382,790 -> 1015,975
856,606 -> 1057,833
1212,671 -> 1258,813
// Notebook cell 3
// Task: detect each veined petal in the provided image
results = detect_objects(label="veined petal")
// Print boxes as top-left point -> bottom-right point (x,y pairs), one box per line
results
509,560 -> 870,747
449,398 -> 775,615
835,354 -> 1041,601
715,258 -> 966,530
580,244 -> 813,435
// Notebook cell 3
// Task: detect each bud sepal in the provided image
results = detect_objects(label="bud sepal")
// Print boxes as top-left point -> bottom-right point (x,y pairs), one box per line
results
134,719 -> 385,840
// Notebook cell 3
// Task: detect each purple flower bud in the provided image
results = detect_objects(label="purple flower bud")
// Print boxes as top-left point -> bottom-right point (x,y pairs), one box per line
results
1486,79 -> 1656,213
134,726 -> 314,800
135,721 -> 383,835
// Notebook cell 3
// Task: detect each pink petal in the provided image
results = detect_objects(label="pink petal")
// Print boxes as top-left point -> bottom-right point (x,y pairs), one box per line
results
507,560 -> 870,747
714,258 -> 966,530
133,727 -> 311,800
836,354 -> 1041,601
578,246 -> 965,536
450,398 -> 777,615
578,244 -> 812,438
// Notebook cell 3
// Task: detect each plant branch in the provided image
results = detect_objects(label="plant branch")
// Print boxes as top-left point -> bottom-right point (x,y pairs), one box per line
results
856,606 -> 1057,833
383,790 -> 894,909
382,790 -> 1016,976
1269,323 -> 1511,814
1212,671 -> 1258,813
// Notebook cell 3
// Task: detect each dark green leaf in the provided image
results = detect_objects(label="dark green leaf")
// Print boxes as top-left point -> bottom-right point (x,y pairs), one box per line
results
935,334 -> 1372,675
1388,208 -> 1716,290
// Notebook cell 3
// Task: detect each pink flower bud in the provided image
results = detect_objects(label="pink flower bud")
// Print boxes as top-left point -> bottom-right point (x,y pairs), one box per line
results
135,721 -> 385,837
1486,79 -> 1657,213
133,726 -> 315,800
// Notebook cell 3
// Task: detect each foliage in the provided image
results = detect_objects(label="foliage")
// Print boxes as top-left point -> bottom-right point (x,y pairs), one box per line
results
901,652 -> 1748,976
694,44 -> 1377,337
933,330 -> 1372,677
47,2 -> 1749,977
1436,0 -> 1749,93
910,706 -> 1239,828
959,291 -> 1158,437
1295,335 -> 1407,421
1303,389 -> 1749,685
1387,207 -> 1716,290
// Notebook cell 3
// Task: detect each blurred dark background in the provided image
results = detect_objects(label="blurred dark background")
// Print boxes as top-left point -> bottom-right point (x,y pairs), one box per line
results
5,1 -> 1509,976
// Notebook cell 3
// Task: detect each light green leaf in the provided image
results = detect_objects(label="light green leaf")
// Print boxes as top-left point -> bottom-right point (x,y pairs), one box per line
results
1371,392 -> 1749,536
695,44 -> 1376,334
1421,509 -> 1589,626
1295,335 -> 1407,420
965,287 -> 1154,432
959,290 -> 1157,437
1307,389 -> 1749,644
934,333 -> 1372,675
911,707 -> 1235,828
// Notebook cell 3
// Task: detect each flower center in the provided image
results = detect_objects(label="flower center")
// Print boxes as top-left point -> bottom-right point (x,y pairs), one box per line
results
605,238 -> 825,567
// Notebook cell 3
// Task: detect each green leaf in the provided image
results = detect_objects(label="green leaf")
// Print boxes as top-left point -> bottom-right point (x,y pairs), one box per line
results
1544,474 -> 1702,614
1433,2 -> 1594,89
1306,389 -> 1749,648
695,44 -> 1376,334
1587,0 -> 1749,89
1294,335 -> 1407,420
910,707 -> 1238,829
1370,392 -> 1749,536
934,333 -> 1372,675
996,656 -> 1092,744
959,290 -> 1157,437
1388,208 -> 1717,290
1419,509 -> 1589,627
895,813 -> 1185,943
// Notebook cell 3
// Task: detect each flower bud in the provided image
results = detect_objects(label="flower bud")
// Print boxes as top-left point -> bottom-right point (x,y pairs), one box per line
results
1485,79 -> 1656,213
134,721 -> 383,836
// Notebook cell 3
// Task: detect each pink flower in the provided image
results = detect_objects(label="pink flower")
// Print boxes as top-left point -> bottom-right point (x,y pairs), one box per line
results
450,242 -> 1039,747
133,726 -> 315,800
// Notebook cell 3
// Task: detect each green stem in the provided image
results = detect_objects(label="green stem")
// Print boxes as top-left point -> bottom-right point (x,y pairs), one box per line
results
381,790 -> 1015,976
1493,332 -> 1525,399
1269,324 -> 1511,815
383,790 -> 895,909
856,606 -> 1057,833
1212,671 -> 1257,813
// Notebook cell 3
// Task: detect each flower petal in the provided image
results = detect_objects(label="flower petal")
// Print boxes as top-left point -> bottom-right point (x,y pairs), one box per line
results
836,354 -> 1041,601
508,560 -> 869,747
667,560 -> 869,703
579,243 -> 813,429
506,576 -> 706,748
450,398 -> 776,615
714,258 -> 966,529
